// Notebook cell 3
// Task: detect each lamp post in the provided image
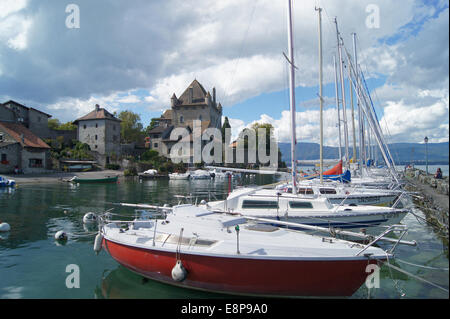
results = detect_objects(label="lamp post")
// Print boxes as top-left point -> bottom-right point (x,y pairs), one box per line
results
424,136 -> 429,175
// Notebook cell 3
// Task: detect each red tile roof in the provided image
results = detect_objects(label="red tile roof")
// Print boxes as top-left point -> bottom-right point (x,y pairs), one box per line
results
0,121 -> 51,149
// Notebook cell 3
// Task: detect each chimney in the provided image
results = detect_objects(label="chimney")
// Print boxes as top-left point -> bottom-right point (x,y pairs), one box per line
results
213,87 -> 216,106
95,104 -> 100,111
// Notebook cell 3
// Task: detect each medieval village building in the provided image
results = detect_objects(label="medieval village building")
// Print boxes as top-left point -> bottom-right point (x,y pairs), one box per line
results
147,80 -> 223,162
73,104 -> 122,165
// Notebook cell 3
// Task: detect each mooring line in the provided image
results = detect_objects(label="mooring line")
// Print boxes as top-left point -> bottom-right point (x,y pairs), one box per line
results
384,262 -> 449,293
395,258 -> 449,271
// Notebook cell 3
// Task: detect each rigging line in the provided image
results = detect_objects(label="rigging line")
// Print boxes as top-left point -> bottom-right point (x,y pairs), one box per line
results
353,33 -> 401,163
222,0 -> 259,107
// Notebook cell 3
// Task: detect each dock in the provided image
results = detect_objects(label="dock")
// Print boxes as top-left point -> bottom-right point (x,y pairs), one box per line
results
403,168 -> 449,238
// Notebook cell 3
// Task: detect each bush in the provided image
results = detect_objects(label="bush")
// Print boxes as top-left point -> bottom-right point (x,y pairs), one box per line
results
124,167 -> 138,176
106,164 -> 120,170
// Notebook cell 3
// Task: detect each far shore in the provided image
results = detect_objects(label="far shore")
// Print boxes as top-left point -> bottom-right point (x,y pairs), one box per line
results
2,170 -> 125,184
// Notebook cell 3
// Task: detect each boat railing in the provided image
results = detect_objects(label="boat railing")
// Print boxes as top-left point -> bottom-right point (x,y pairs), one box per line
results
355,224 -> 409,256
239,215 -> 416,251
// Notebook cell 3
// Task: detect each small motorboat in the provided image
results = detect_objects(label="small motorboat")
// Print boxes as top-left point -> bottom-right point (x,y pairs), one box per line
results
0,176 -> 16,188
169,172 -> 191,180
70,175 -> 118,184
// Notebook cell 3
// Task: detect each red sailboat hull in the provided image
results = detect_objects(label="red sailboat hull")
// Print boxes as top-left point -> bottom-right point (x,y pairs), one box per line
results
103,239 -> 381,297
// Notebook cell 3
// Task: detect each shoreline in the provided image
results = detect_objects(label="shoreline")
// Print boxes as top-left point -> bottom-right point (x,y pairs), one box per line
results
2,170 -> 124,184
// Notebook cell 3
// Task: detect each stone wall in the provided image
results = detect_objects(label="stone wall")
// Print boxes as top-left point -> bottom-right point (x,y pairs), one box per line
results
405,168 -> 449,195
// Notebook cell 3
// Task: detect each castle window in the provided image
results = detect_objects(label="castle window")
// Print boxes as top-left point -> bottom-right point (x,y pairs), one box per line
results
95,135 -> 98,140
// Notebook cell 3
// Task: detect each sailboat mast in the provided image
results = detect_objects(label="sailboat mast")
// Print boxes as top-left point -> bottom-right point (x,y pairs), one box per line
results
287,0 -> 297,195
316,6 -> 323,183
335,18 -> 349,168
352,33 -> 364,176
333,55 -> 342,161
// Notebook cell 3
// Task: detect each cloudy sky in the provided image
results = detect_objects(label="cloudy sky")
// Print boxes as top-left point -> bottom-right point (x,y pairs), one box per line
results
0,0 -> 448,146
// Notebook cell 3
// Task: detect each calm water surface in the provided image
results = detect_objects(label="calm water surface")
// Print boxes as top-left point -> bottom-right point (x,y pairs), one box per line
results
0,175 -> 448,299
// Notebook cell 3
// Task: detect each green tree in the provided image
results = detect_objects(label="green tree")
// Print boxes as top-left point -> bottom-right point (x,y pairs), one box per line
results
119,111 -> 144,143
145,118 -> 160,134
48,119 -> 61,130
48,119 -> 76,131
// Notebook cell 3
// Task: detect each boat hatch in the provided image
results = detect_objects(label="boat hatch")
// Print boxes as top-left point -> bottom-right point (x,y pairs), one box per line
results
245,224 -> 278,232
222,217 -> 247,228
155,234 -> 217,247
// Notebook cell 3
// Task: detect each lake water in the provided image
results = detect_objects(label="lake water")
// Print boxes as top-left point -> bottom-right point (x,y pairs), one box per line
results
0,175 -> 448,299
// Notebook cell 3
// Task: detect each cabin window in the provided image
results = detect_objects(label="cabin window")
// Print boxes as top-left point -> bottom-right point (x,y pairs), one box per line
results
29,158 -> 43,168
297,188 -> 314,195
242,200 -> 279,209
320,188 -> 337,194
289,201 -> 314,209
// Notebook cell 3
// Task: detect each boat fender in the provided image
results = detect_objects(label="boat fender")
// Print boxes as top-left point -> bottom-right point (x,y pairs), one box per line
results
83,212 -> 98,224
171,260 -> 187,282
93,232 -> 103,254
0,222 -> 11,232
55,230 -> 68,241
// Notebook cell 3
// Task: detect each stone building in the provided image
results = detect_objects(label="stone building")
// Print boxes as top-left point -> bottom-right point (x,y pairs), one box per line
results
73,104 -> 121,163
0,121 -> 51,174
0,100 -> 52,139
147,80 -> 223,162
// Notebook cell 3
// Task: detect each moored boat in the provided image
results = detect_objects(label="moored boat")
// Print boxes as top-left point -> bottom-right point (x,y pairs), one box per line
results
99,204 -> 393,297
70,175 -> 118,183
0,176 -> 16,187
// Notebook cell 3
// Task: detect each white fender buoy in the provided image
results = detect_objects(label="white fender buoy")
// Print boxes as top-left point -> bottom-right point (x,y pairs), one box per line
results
171,260 -> 187,282
0,222 -> 11,232
83,212 -> 97,224
55,230 -> 68,241
93,232 -> 103,254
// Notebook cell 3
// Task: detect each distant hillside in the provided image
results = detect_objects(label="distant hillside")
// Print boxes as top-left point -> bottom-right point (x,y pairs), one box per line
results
279,142 -> 449,164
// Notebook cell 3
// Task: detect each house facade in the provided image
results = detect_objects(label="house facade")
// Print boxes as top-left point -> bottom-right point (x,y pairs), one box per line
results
147,80 -> 223,162
1,100 -> 52,139
0,121 -> 51,174
73,104 -> 121,162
